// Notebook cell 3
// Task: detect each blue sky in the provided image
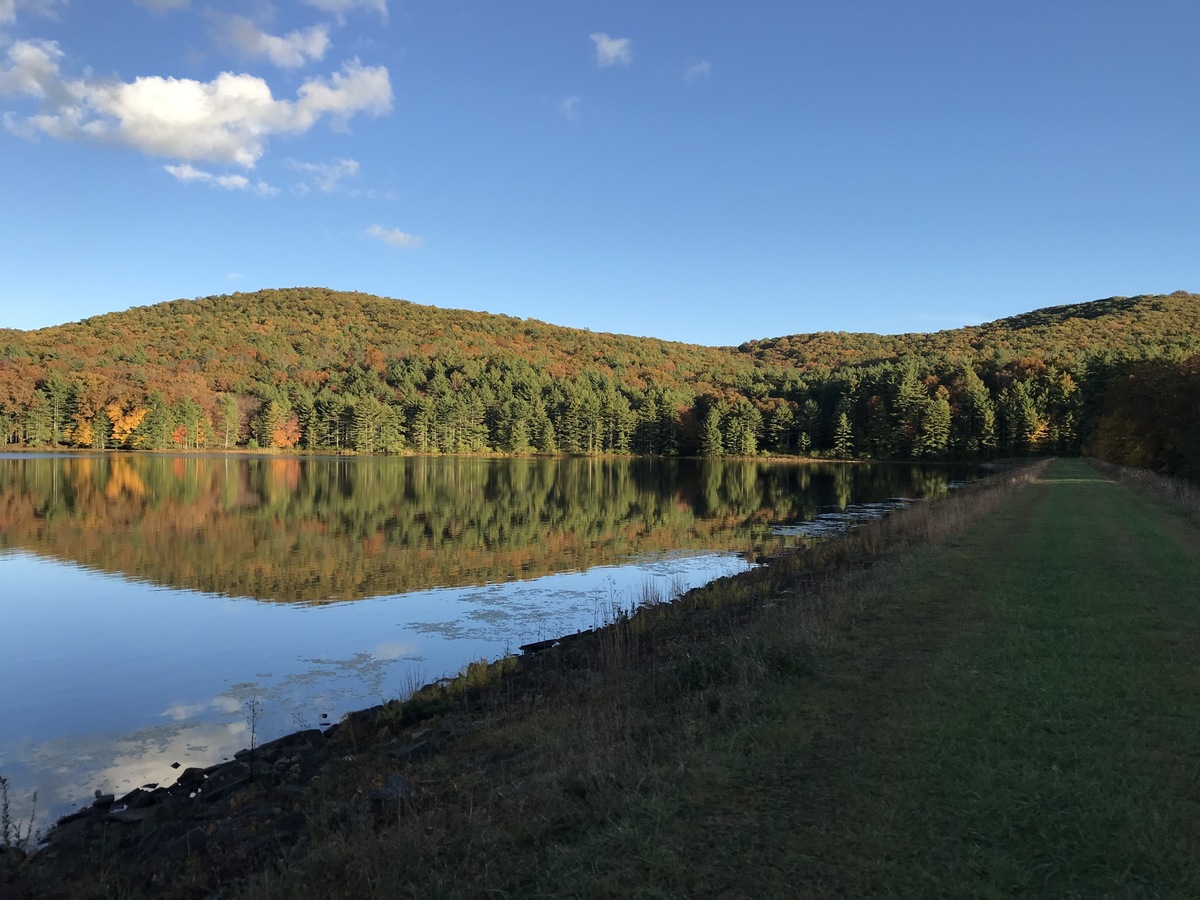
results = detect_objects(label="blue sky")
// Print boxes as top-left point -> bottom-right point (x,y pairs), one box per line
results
1,1 -> 1197,346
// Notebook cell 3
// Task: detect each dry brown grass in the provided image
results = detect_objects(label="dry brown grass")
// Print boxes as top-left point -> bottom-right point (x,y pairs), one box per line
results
1087,456 -> 1200,517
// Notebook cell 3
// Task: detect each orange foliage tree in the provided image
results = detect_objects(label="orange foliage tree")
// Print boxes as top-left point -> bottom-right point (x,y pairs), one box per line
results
107,402 -> 150,448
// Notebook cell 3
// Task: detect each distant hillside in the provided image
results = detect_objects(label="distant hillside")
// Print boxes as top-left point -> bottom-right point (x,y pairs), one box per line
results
740,292 -> 1200,371
1,288 -> 1198,464
4,287 -> 764,391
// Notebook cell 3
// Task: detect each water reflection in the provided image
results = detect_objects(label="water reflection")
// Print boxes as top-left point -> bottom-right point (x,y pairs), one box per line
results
0,454 -> 969,601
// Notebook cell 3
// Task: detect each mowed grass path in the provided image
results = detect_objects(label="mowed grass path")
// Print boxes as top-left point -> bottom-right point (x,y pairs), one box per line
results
766,458 -> 1200,898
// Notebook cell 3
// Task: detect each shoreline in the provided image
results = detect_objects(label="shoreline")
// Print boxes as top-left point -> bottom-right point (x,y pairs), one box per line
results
2,460 -> 1045,898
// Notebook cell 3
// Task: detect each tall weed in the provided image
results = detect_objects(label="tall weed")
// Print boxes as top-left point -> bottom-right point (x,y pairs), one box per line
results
1088,457 -> 1200,516
0,775 -> 37,852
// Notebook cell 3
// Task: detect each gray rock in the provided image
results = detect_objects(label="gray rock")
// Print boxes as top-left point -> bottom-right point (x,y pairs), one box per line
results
197,761 -> 252,804
199,774 -> 250,805
235,729 -> 324,763
174,767 -> 207,790
108,807 -> 156,825
115,788 -> 157,810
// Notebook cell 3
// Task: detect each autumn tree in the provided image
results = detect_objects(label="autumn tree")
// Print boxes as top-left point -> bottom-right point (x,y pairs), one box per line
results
108,401 -> 150,448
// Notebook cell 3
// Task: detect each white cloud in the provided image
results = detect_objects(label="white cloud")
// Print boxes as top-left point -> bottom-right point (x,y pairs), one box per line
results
163,162 -> 278,196
301,0 -> 388,23
558,95 -> 581,121
135,0 -> 190,11
287,156 -> 359,191
0,0 -> 64,27
0,41 -> 393,167
590,32 -> 632,67
218,16 -> 330,69
366,224 -> 421,248
684,60 -> 711,83
0,38 -> 65,98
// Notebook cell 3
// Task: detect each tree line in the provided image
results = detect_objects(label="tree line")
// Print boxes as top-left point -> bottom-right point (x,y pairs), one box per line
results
1,288 -> 1197,464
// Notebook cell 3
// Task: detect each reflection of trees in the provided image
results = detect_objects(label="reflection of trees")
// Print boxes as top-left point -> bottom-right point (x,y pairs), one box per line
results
0,456 -> 972,603
833,466 -> 852,511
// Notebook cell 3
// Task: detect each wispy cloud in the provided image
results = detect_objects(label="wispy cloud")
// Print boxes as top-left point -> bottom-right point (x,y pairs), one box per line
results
287,156 -> 359,192
164,162 -> 278,196
684,60 -> 711,83
558,95 -> 581,121
301,0 -> 388,23
0,40 -> 392,167
216,15 -> 331,69
348,187 -> 397,200
366,224 -> 422,248
0,0 -> 64,27
590,32 -> 632,67
134,0 -> 189,11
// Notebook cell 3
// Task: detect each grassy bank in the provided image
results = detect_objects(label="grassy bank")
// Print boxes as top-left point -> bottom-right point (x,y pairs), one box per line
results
12,458 -> 1200,898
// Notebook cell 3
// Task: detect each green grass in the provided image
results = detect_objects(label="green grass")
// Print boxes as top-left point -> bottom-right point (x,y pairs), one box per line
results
771,458 -> 1200,897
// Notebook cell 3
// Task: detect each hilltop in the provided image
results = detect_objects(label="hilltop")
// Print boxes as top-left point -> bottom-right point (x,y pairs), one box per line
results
739,291 -> 1200,370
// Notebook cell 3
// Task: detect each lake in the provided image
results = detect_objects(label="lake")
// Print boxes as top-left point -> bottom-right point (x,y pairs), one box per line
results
0,453 -> 979,828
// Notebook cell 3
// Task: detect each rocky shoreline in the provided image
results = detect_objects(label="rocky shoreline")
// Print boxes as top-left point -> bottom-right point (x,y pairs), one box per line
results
2,626 -> 604,899
5,713 -> 388,894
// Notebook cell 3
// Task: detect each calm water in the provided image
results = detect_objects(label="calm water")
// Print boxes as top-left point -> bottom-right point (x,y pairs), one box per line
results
0,453 -> 979,826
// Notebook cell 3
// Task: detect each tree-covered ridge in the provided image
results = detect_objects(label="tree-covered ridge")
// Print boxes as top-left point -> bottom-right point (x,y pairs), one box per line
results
739,292 -> 1200,371
0,287 -> 1198,463
5,287 -> 760,395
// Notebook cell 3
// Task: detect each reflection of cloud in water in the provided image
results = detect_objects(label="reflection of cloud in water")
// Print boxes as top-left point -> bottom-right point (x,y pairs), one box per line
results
2,646 -> 431,831
6,717 -> 252,831
372,641 -> 419,661
408,553 -> 750,643
95,721 -> 249,797
213,695 -> 244,715
162,701 -> 209,721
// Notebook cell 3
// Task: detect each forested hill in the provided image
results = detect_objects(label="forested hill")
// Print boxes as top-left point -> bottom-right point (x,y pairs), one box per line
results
5,288 -> 762,395
740,292 -> 1200,372
1,287 -> 1198,468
